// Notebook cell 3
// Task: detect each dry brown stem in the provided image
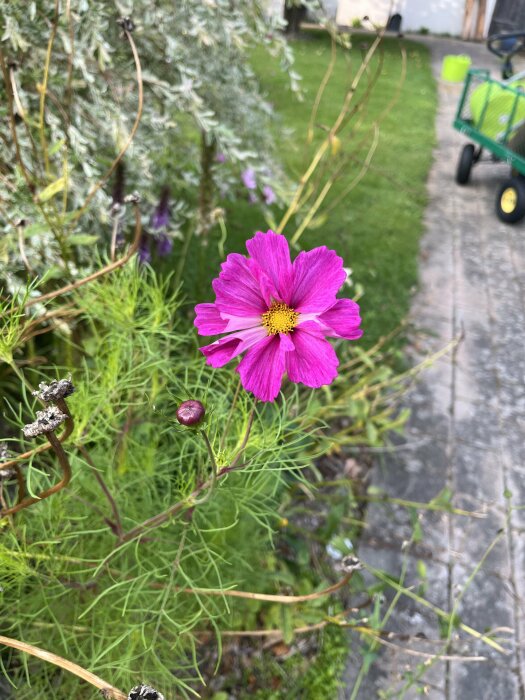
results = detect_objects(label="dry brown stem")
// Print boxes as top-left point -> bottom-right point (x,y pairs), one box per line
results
0,635 -> 127,699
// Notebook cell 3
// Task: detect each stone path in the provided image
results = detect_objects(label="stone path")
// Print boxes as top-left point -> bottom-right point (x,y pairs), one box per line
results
341,37 -> 525,699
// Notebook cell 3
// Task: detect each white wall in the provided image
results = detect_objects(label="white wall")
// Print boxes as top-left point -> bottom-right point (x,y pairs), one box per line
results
484,0 -> 497,36
337,0 -> 466,36
322,0 -> 340,18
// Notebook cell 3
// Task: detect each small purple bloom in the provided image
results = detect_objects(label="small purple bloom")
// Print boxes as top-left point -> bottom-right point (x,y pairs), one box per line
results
241,168 -> 257,190
156,233 -> 173,257
216,152 -> 226,163
138,235 -> 151,264
150,187 -> 170,230
263,185 -> 276,205
248,192 -> 258,204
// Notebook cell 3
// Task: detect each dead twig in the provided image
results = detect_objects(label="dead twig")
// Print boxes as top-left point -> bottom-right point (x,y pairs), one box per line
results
23,203 -> 142,309
0,635 -> 126,700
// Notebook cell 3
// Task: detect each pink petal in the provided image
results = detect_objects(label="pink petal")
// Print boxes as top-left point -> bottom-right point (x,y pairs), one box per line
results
290,247 -> 347,313
194,303 -> 228,335
237,333 -> 294,402
246,231 -> 293,304
213,253 -> 268,316
318,298 -> 363,339
286,321 -> 339,388
221,313 -> 264,332
200,326 -> 267,368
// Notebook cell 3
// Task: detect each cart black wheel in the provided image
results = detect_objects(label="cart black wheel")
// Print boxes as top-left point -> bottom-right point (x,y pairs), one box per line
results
495,177 -> 525,223
456,144 -> 475,185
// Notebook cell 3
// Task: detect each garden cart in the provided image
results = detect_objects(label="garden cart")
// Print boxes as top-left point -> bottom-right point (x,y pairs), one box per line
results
454,32 -> 525,223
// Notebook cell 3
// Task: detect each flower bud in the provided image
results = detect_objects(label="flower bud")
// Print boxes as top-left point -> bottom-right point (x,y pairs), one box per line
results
176,400 -> 205,427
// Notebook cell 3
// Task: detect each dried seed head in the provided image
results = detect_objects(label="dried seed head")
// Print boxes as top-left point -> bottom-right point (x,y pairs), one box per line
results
0,443 -> 14,480
128,684 -> 165,700
117,16 -> 135,32
341,555 -> 362,573
22,407 -> 67,438
33,376 -> 75,403
124,191 -> 141,204
0,443 -> 15,481
176,400 -> 206,427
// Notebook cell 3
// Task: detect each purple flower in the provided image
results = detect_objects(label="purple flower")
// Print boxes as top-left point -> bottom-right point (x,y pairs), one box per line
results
248,192 -> 258,205
138,235 -> 151,264
263,185 -> 276,205
216,152 -> 226,163
150,187 -> 170,230
156,233 -> 173,257
241,168 -> 257,190
194,230 -> 363,402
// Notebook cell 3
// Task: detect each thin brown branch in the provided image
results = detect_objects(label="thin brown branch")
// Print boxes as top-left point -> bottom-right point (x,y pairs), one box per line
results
0,635 -> 126,700
277,30 -> 384,235
307,34 -> 337,143
17,222 -> 34,274
121,456 -> 251,544
9,67 -> 41,171
229,407 -> 255,468
1,430 -> 72,517
22,203 -> 142,310
39,0 -> 60,174
0,50 -> 34,190
352,626 -> 487,662
65,0 -> 74,114
0,408 -> 73,472
172,572 -> 352,604
71,28 -> 143,222
77,443 -> 123,538
219,377 -> 242,452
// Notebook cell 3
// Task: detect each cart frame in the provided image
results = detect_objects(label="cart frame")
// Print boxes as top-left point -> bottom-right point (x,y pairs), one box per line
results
454,68 -> 525,173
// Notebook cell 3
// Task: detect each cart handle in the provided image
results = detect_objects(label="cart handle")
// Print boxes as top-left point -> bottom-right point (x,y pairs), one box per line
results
487,32 -> 525,59
504,69 -> 525,85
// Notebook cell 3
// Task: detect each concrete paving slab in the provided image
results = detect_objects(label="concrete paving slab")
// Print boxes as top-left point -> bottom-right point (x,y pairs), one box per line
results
341,34 -> 525,699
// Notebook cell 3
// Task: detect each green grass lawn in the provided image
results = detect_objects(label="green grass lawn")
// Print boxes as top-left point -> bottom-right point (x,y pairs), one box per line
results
186,31 -> 437,348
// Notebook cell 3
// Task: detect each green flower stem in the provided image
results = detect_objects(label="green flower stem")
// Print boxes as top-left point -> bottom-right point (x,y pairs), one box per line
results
173,223 -> 194,291
192,429 -> 217,506
219,376 -> 242,452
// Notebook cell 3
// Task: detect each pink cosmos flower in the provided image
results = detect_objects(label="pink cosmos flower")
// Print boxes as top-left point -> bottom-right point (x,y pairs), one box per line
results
194,231 -> 362,402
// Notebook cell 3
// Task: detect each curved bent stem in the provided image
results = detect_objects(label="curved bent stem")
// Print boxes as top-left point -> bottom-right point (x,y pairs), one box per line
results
24,204 -> 142,310
70,28 -> 143,223
1,431 -> 72,517
0,635 -> 126,700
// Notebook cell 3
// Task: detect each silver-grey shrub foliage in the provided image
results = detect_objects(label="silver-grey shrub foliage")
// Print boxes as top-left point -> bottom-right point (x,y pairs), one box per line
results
0,0 -> 298,289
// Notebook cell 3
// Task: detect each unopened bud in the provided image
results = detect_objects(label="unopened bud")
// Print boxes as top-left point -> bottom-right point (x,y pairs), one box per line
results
176,400 -> 206,427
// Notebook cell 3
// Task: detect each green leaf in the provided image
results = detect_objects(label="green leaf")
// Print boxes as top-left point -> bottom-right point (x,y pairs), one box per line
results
281,605 -> 294,645
67,234 -> 100,246
23,222 -> 50,238
416,560 -> 427,580
36,176 -> 65,202
48,138 -> 66,156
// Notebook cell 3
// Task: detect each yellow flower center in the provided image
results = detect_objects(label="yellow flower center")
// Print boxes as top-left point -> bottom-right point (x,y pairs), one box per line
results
261,302 -> 299,335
